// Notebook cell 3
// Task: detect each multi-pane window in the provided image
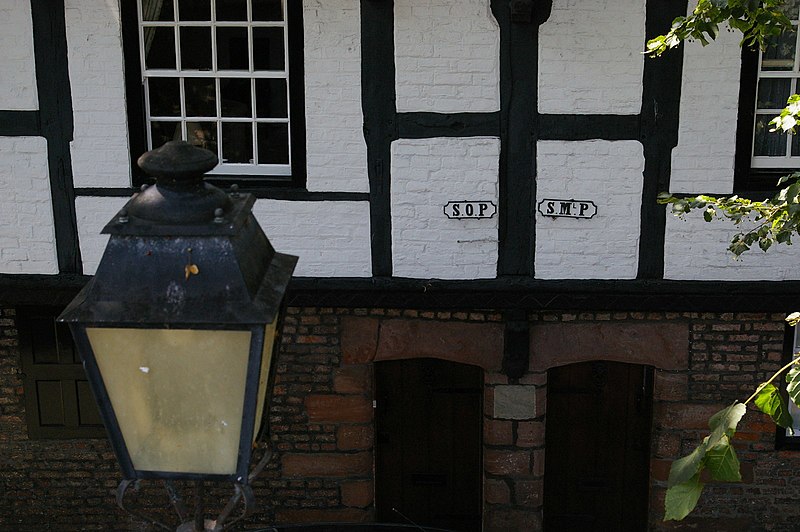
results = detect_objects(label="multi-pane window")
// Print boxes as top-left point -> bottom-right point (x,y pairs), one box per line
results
137,0 -> 294,177
752,0 -> 800,168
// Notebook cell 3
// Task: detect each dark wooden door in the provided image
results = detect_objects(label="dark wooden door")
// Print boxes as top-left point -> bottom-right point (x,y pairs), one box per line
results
375,358 -> 482,532
543,361 -> 653,532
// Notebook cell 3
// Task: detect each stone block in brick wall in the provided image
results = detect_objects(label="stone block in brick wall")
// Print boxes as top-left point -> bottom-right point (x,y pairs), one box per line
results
336,425 -> 373,451
484,508 -> 542,531
340,479 -> 374,508
654,371 -> 689,402
276,508 -> 371,524
483,419 -> 513,446
282,452 -> 372,477
374,319 -> 504,370
340,317 -> 380,364
513,479 -> 543,507
530,322 -> 689,371
493,385 -> 536,420
516,421 -> 545,448
484,449 -> 531,476
653,403 -> 726,430
484,478 -> 510,504
333,364 -> 371,394
305,395 -> 373,423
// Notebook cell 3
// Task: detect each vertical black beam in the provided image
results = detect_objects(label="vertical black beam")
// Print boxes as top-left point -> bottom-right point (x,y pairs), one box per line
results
361,0 -> 398,277
492,0 -> 547,277
30,0 -> 82,274
637,0 -> 687,279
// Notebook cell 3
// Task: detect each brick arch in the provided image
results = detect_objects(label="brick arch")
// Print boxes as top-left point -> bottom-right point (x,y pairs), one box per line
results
529,322 -> 690,372
340,316 -> 505,371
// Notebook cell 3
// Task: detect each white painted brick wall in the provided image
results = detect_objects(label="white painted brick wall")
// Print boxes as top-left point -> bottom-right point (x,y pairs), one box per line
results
0,137 -> 57,274
535,140 -> 644,279
670,16 -> 741,194
664,215 -> 800,280
304,0 -> 368,193
0,0 -> 38,110
538,0 -> 644,114
75,196 -> 129,275
394,0 -> 499,113
391,137 -> 499,279
253,199 -> 372,277
65,0 -> 131,188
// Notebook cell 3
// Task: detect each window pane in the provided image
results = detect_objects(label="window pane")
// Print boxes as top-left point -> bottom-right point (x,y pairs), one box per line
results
253,0 -> 283,21
221,78 -> 252,117
178,0 -> 210,21
142,0 -> 174,21
217,0 -> 248,21
255,78 -> 287,118
217,27 -> 250,70
754,114 -> 788,156
792,130 -> 800,156
151,121 -> 181,149
222,123 -> 253,163
185,78 -> 217,117
257,123 -> 289,164
143,27 -> 176,69
180,27 -> 212,70
253,27 -> 285,71
187,121 -> 218,152
761,31 -> 797,71
148,77 -> 181,117
757,78 -> 792,109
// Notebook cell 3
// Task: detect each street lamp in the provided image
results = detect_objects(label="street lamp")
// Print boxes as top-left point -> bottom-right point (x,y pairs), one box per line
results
59,141 -> 297,531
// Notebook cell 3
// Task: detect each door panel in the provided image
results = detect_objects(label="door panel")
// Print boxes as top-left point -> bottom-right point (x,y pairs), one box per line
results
375,358 -> 482,532
543,361 -> 653,532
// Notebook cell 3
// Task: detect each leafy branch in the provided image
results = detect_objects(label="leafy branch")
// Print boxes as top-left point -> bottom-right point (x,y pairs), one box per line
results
644,0 -> 792,57
664,344 -> 800,521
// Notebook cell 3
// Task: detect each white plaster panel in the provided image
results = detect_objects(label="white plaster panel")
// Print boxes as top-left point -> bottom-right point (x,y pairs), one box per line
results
670,18 -> 741,194
394,0 -> 499,113
0,137 -> 57,274
391,137 -> 499,279
303,0 -> 368,192
0,0 -> 38,110
535,140 -> 644,279
664,215 -> 800,280
75,195 -> 129,275
538,0 -> 645,114
65,0 -> 131,188
252,200 -> 372,277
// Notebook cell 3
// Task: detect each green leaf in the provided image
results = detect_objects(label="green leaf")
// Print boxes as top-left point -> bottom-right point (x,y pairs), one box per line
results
786,366 -> 800,408
708,402 -> 747,447
704,436 -> 742,482
753,382 -> 793,428
786,312 -> 800,326
667,438 -> 709,488
664,474 -> 704,521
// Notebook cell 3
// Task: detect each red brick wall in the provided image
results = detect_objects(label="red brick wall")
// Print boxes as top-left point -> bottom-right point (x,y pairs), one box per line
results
3,307 -> 800,531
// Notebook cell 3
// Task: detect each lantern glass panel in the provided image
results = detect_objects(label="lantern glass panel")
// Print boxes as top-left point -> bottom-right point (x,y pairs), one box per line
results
86,328 -> 252,475
253,319 -> 277,440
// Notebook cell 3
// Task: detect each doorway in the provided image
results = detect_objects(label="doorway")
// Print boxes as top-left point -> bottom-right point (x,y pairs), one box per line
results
543,360 -> 654,531
375,358 -> 483,532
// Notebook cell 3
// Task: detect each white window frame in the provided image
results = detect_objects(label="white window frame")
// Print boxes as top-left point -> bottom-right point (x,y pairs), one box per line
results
752,14 -> 800,169
137,0 -> 292,176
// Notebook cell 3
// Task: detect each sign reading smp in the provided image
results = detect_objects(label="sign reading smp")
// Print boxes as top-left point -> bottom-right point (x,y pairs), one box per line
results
537,199 -> 597,219
443,200 -> 497,219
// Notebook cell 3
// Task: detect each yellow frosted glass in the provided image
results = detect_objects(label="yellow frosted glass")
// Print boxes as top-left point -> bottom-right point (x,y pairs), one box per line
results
253,319 -> 277,441
86,327 -> 252,475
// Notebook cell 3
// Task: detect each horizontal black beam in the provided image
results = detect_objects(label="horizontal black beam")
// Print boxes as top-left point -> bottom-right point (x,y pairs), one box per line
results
398,112 -> 501,138
538,114 -> 640,141
0,111 -> 40,136
5,273 -> 800,313
74,188 -> 369,201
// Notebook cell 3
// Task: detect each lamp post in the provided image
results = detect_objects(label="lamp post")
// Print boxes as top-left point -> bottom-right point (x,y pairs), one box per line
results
59,141 -> 297,531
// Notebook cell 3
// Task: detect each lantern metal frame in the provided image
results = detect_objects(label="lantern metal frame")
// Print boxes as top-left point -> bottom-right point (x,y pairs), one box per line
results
58,141 -> 297,530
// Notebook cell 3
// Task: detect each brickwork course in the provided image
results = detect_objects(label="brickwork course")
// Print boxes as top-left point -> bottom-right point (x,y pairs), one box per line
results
3,306 -> 800,530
